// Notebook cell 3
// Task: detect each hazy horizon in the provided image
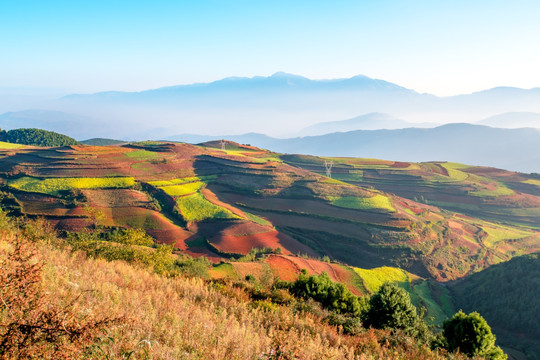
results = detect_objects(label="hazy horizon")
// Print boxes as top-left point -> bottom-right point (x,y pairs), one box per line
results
2,1 -> 540,97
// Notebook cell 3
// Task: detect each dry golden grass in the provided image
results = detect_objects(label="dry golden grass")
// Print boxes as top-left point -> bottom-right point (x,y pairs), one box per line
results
0,214 -> 463,359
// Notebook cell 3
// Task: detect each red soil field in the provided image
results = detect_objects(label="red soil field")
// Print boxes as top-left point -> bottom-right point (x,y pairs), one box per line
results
264,255 -> 364,295
209,229 -> 294,255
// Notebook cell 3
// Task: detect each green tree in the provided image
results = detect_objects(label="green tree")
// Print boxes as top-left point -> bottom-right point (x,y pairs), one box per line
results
364,283 -> 421,334
290,272 -> 365,316
443,311 -> 506,359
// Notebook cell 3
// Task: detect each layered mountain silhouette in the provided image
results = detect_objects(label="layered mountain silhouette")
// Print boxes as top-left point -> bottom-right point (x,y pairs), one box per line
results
168,123 -> 540,173
478,112 -> 540,128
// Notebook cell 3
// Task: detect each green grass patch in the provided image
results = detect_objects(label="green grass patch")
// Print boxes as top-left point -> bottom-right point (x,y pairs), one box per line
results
482,224 -> 532,247
243,211 -> 272,226
469,184 -> 514,197
440,163 -> 469,181
8,176 -> 135,195
329,194 -> 395,212
319,177 -> 349,185
0,141 -> 24,149
176,193 -> 238,222
223,149 -> 282,163
410,281 -> 454,325
353,266 -> 410,294
125,150 -> 163,160
210,263 -> 237,279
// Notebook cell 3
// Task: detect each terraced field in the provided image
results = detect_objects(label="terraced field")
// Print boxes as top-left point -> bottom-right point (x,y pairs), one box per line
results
282,154 -> 540,230
0,141 -> 539,284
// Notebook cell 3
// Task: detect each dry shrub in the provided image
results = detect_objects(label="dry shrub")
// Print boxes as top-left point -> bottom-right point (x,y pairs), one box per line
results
0,235 -> 120,359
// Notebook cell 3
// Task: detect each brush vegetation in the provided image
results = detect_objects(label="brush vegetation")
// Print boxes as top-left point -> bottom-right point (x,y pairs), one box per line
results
0,212 -> 483,360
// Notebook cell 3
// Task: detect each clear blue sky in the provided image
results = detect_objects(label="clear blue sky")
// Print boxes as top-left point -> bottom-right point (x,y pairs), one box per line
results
1,0 -> 539,95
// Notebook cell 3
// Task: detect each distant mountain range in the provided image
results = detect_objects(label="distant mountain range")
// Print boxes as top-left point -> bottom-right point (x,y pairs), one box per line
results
167,123 -> 540,173
3,73 -> 540,172
477,111 -> 540,128
47,72 -> 540,137
0,109 -> 108,139
299,112 -> 435,136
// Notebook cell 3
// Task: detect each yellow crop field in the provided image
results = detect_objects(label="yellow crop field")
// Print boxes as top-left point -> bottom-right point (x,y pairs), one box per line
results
523,179 -> 540,188
161,182 -> 204,196
9,176 -> 135,195
0,141 -> 24,149
354,266 -> 411,294
329,194 -> 396,212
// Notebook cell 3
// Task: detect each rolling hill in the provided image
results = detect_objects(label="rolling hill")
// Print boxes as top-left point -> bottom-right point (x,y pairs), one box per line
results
0,138 -> 538,357
1,140 -> 539,282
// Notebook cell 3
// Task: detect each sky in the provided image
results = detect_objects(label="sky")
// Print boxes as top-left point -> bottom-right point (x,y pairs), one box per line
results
1,0 -> 540,96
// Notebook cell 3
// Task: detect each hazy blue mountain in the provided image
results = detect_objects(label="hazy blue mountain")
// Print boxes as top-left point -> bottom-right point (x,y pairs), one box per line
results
5,74 -> 540,139
478,112 -> 540,128
54,73 -> 540,137
166,132 -> 274,146
299,112 -> 435,136
171,124 -> 540,173
80,138 -> 126,146
0,109 -> 109,139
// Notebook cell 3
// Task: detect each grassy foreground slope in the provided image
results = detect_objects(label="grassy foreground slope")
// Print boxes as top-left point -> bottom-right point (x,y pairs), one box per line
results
0,213 -> 462,360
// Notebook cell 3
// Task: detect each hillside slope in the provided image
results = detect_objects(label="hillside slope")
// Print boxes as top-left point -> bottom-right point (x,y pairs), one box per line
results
449,253 -> 540,359
0,141 -> 538,283
2,213 -> 462,360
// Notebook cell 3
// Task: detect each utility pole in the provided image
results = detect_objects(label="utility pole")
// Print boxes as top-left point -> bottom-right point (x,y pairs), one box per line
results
324,160 -> 333,178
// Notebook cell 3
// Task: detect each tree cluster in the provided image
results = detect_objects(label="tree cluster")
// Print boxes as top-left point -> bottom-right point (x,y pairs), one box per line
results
282,273 -> 505,359
0,128 -> 79,147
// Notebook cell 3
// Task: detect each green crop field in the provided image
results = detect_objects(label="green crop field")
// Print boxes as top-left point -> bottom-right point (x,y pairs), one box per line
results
222,149 -> 282,163
244,211 -> 272,226
439,163 -> 469,181
125,149 -> 163,160
210,263 -> 238,278
8,176 -> 135,195
176,193 -> 238,222
469,184 -> 514,197
329,194 -> 396,212
482,223 -> 533,247
354,266 -> 410,294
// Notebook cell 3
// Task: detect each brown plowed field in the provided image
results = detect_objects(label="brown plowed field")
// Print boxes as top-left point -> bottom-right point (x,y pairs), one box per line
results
209,229 -> 311,256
